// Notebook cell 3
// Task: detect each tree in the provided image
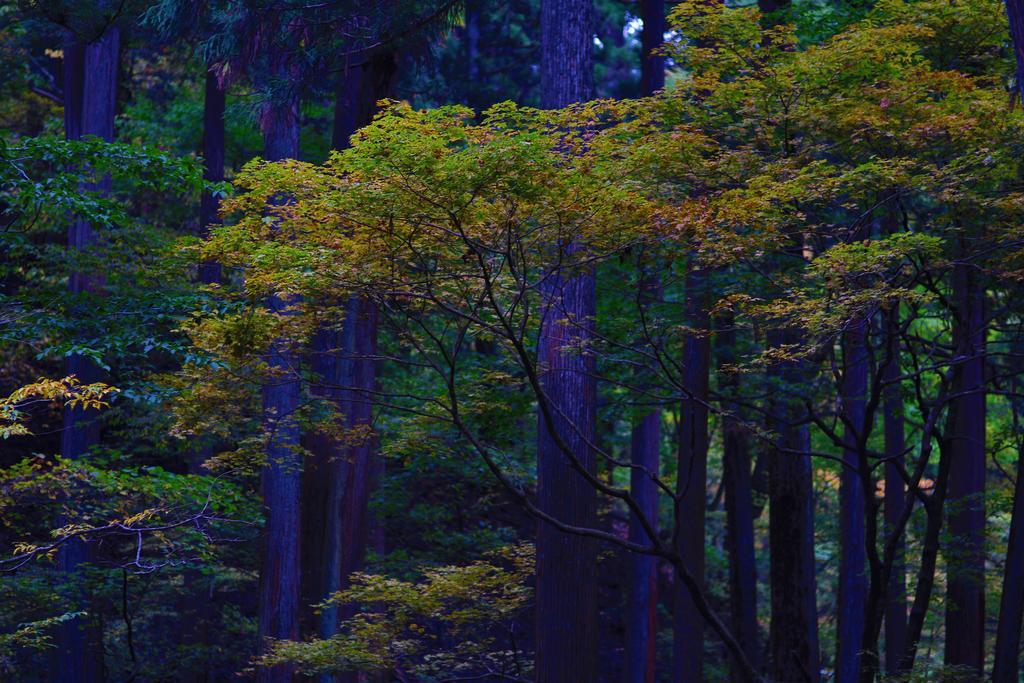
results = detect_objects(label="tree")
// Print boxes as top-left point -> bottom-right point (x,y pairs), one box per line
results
534,0 -> 598,681
625,3 -> 664,679
57,11 -> 121,682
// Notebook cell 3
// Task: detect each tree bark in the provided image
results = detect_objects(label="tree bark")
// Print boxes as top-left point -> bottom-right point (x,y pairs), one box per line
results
255,52 -> 302,683
674,265 -> 710,682
993,4 -> 1024,674
198,69 -> 225,285
993,354 -> 1024,682
56,26 -> 120,683
535,2 -> 597,680
308,54 -> 397,683
882,308 -> 907,677
836,317 -> 868,683
639,0 -> 665,95
626,258 -> 661,683
539,0 -> 593,109
767,328 -> 820,683
624,11 -> 665,679
943,252 -> 987,677
718,312 -> 760,682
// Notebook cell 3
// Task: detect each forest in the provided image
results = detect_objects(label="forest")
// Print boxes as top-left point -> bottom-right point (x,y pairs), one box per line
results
3,0 -> 1024,681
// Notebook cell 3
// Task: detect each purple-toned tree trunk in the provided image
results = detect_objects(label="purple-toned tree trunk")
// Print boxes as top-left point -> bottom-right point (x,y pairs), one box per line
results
993,361 -> 1024,682
535,1 -> 597,681
627,412 -> 660,683
767,327 -> 820,683
535,255 -> 598,683
639,0 -> 665,95
836,318 -> 868,683
255,54 -> 302,683
717,312 -> 760,682
198,69 -> 225,285
625,8 -> 664,680
305,54 -> 396,683
882,308 -> 907,676
674,266 -> 710,682
992,5 -> 1024,680
943,253 -> 987,676
56,25 -> 120,683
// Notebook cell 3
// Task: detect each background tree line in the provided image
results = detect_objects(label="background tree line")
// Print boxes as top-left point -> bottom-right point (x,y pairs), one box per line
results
3,0 -> 1024,682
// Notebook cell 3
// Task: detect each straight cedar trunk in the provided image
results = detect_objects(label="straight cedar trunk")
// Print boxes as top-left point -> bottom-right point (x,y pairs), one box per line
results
882,308 -> 907,676
943,253 -> 987,676
993,359 -> 1024,682
302,55 -> 397,674
535,1 -> 597,681
255,58 -> 302,683
627,413 -> 660,683
994,6 -> 1024,679
836,317 -> 868,683
674,266 -> 710,682
767,327 -> 820,683
56,27 -> 119,683
717,311 -> 760,681
177,65 -> 227,683
198,69 -> 225,285
625,8 -> 664,681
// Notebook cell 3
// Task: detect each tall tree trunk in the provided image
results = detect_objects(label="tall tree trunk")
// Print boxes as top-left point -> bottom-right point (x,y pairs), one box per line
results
943,251 -> 987,677
255,54 -> 302,683
627,411 -> 660,683
535,248 -> 598,683
306,54 -> 396,683
837,317 -> 868,683
993,348 -> 1024,682
718,311 -> 760,682
56,26 -> 119,683
882,308 -> 907,677
179,68 -> 228,683
639,0 -> 665,95
198,69 -> 225,285
626,260 -> 661,683
993,5 -> 1024,675
535,2 -> 597,681
625,9 -> 665,680
767,327 -> 820,683
674,266 -> 710,682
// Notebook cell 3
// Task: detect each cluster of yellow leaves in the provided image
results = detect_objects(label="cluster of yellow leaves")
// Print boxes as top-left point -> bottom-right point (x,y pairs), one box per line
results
0,377 -> 117,439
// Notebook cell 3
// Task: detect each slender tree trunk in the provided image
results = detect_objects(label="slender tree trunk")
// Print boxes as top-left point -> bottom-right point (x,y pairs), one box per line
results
882,308 -> 907,677
178,66 -> 228,683
993,349 -> 1024,682
993,4 -> 1024,674
767,327 -> 820,683
255,52 -> 302,683
674,266 -> 710,682
535,2 -> 597,681
309,54 -> 397,683
639,0 -> 665,95
718,312 -> 760,682
625,10 -> 665,680
1005,0 -> 1024,102
628,411 -> 660,683
897,433 -> 952,674
943,251 -> 987,678
198,69 -> 225,285
626,259 -> 661,683
56,26 -> 119,683
837,317 -> 868,682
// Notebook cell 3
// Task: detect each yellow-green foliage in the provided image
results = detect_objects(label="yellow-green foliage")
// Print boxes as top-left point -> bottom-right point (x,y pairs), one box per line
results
254,543 -> 533,678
